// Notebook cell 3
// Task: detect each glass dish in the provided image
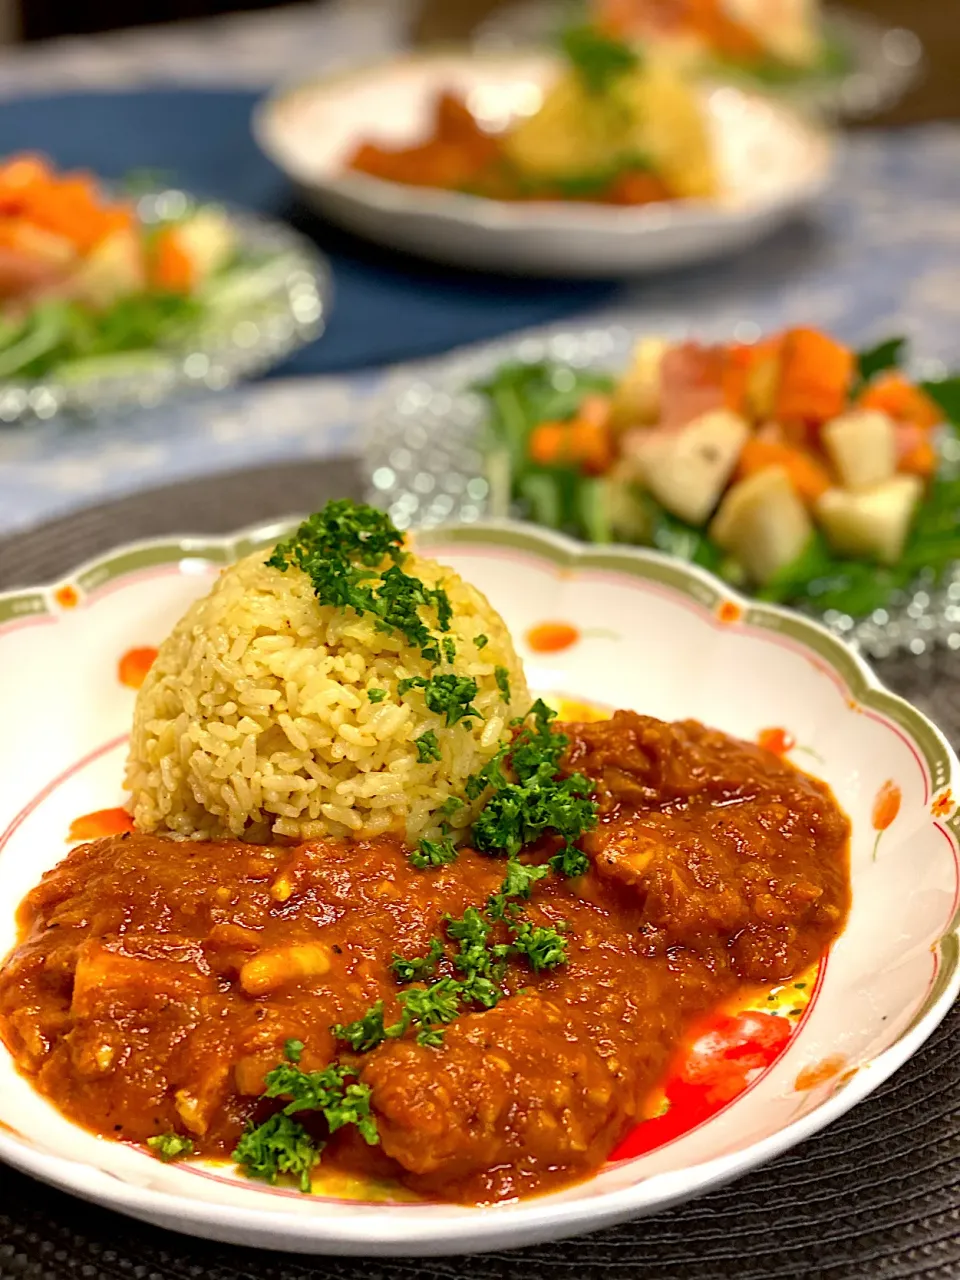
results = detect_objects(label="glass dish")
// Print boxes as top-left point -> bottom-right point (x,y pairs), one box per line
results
362,324 -> 960,661
0,189 -> 332,426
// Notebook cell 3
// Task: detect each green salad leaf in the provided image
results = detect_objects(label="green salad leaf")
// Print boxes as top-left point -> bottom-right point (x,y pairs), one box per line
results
857,336 -> 907,387
474,349 -> 960,623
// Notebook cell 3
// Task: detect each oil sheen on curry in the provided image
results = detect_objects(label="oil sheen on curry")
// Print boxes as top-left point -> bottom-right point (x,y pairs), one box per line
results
0,713 -> 849,1204
0,502 -> 851,1205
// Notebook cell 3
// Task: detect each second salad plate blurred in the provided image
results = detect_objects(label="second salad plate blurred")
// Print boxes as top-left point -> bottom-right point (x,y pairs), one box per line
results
254,48 -> 834,276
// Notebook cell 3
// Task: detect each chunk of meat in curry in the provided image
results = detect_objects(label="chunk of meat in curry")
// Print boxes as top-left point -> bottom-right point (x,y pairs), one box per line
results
0,712 -> 850,1204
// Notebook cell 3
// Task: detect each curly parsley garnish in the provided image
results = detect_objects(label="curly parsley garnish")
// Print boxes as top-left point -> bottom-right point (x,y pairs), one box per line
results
471,699 -> 597,870
399,674 -> 482,726
367,688 -> 387,704
473,634 -> 489,649
267,501 -> 452,663
509,919 -> 568,972
391,937 -> 444,984
333,883 -> 569,1055
409,835 -> 458,869
495,666 -> 511,703
233,1114 -> 319,1193
232,1042 -> 378,1193
147,1132 -> 194,1163
561,23 -> 639,94
414,730 -> 441,764
331,1002 -> 389,1054
333,976 -> 469,1052
262,1061 -> 377,1142
487,858 -> 551,916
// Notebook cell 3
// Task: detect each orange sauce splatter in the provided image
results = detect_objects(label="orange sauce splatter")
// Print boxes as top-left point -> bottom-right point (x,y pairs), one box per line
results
717,601 -> 742,624
68,807 -> 135,842
526,622 -> 580,654
872,780 -> 901,831
549,696 -> 611,724
757,727 -> 796,757
54,585 -> 79,609
795,1054 -> 849,1092
118,646 -> 158,690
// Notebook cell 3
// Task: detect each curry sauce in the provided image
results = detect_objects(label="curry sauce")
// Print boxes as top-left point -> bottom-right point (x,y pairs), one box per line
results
0,712 -> 850,1204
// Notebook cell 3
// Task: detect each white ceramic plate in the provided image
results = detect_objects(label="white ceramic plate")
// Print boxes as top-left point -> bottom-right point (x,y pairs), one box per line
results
0,520 -> 957,1255
253,52 -> 835,276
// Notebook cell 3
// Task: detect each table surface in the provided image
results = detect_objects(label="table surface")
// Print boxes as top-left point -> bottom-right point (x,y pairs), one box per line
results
0,0 -> 959,544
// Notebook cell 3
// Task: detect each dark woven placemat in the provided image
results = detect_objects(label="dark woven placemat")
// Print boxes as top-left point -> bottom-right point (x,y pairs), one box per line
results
1,459 -> 960,1280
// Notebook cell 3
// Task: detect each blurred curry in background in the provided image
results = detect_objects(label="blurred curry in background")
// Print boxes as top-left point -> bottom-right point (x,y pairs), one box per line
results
349,26 -> 715,205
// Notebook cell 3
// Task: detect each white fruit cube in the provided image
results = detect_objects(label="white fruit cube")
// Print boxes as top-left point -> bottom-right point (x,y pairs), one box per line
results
710,466 -> 813,585
610,337 -> 668,430
815,475 -> 923,565
175,208 -> 236,282
628,409 -> 750,526
821,410 -> 897,491
71,228 -> 145,309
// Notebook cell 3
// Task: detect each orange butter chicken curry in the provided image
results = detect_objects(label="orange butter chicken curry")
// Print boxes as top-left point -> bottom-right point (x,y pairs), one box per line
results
0,711 -> 849,1204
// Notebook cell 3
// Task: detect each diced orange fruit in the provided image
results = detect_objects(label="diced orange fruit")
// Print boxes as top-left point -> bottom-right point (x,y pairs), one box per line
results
774,328 -> 855,428
736,437 -> 831,505
150,227 -> 195,293
527,395 -> 614,475
859,372 -> 942,430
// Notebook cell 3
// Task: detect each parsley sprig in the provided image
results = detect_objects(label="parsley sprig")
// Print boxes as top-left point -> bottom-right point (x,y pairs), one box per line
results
332,974 -> 471,1052
399,674 -> 482,726
561,23 -> 639,94
333,887 -> 568,1054
233,1114 -> 320,1193
267,501 -> 453,663
232,1043 -> 379,1193
409,834 -> 458,869
470,699 -> 596,875
147,1132 -> 194,1163
391,937 -> 444,983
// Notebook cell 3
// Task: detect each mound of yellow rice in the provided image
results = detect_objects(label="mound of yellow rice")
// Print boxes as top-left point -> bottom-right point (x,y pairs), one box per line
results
124,533 -> 529,844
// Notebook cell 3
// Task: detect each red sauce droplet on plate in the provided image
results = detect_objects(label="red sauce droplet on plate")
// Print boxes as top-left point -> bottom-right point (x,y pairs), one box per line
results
118,646 -> 158,690
609,1009 -> 793,1161
757,727 -> 795,756
526,622 -> 580,654
68,807 -> 135,842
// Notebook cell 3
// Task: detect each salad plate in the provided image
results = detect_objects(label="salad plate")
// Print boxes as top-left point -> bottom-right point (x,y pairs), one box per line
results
253,50 -> 833,276
0,517 -> 957,1253
364,324 -> 960,660
0,181 -> 330,425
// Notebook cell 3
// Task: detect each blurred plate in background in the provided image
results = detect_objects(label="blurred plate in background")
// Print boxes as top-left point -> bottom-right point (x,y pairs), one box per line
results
254,51 -> 834,277
473,3 -> 924,120
0,191 -> 331,426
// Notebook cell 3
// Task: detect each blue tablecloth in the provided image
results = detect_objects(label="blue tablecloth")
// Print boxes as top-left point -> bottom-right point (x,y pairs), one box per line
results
0,89 -> 618,373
